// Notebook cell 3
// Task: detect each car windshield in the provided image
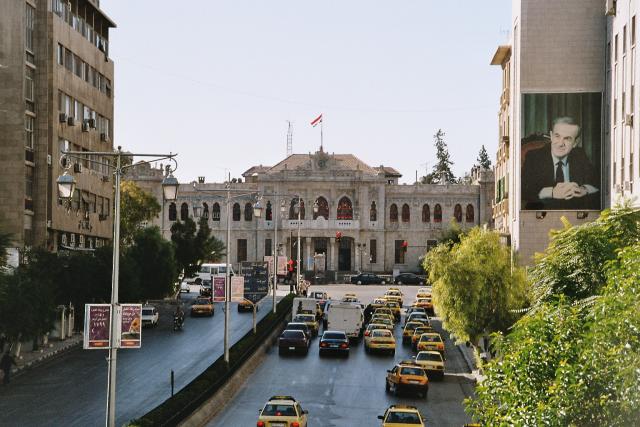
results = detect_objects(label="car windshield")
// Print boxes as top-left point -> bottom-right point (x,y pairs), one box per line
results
400,367 -> 426,376
367,324 -> 385,331
405,323 -> 421,330
372,330 -> 392,338
386,411 -> 422,424
386,302 -> 399,308
287,323 -> 306,331
142,309 -> 154,315
281,330 -> 304,339
296,315 -> 314,322
410,315 -> 428,321
261,404 -> 297,416
373,318 -> 392,325
417,352 -> 443,362
323,332 -> 346,340
414,328 -> 430,335
195,299 -> 209,305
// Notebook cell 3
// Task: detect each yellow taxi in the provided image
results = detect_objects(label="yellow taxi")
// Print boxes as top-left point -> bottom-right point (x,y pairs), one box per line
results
190,296 -> 214,317
365,323 -> 393,336
257,395 -> 308,427
411,325 -> 434,350
377,405 -> 425,427
384,300 -> 402,321
370,298 -> 388,310
383,289 -> 403,305
371,311 -> 395,324
341,293 -> 360,303
413,297 -> 434,315
373,307 -> 395,320
385,360 -> 429,398
402,321 -> 425,345
415,350 -> 445,380
364,328 -> 396,355
416,332 -> 445,354
292,313 -> 319,337
370,316 -> 395,330
415,290 -> 432,299
416,287 -> 431,295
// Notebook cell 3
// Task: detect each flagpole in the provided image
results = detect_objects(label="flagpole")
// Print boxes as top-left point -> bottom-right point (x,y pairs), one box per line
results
320,118 -> 324,151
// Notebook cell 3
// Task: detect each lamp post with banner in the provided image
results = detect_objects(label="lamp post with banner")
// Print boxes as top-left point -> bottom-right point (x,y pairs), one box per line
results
191,177 -> 262,363
57,147 -> 178,427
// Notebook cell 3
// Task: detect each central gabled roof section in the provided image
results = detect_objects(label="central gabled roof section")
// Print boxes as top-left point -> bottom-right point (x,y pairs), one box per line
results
266,150 -> 380,175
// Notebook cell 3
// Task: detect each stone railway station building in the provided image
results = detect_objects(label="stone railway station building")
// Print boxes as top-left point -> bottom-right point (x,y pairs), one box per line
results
129,148 -> 494,278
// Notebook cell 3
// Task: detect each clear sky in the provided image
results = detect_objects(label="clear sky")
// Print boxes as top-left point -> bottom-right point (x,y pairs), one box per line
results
107,1 -> 511,183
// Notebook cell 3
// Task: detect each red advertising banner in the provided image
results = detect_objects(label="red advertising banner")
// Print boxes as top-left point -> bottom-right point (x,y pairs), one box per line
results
213,276 -> 226,302
119,304 -> 142,348
84,304 -> 111,350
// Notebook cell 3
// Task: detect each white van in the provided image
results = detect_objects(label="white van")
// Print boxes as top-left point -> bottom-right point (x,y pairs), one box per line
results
195,263 -> 235,283
292,297 -> 321,318
326,302 -> 364,340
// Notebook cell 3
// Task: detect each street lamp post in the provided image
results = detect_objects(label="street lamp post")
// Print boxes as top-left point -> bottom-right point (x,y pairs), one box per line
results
57,147 -> 178,427
271,198 -> 287,314
292,197 -> 319,295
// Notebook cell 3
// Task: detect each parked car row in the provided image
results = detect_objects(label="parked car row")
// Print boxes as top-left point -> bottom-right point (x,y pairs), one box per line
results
350,272 -> 427,285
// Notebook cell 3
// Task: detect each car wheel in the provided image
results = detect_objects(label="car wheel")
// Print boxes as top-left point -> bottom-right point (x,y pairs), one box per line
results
397,281 -> 402,285
390,349 -> 395,356
357,280 -> 362,285
381,280 -> 386,285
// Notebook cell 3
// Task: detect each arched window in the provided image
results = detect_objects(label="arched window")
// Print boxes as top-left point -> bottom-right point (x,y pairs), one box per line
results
169,203 -> 177,221
370,201 -> 377,222
212,202 -> 220,221
289,198 -> 305,219
314,197 -> 329,219
336,197 -> 353,220
401,204 -> 410,223
422,204 -> 430,223
265,201 -> 272,221
454,204 -> 462,223
434,204 -> 442,223
390,204 -> 398,222
202,202 -> 209,219
244,202 -> 253,221
232,203 -> 241,221
180,203 -> 189,221
466,204 -> 475,223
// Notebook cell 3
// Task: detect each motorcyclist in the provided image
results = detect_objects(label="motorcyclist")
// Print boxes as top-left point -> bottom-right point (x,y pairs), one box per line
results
174,305 -> 184,328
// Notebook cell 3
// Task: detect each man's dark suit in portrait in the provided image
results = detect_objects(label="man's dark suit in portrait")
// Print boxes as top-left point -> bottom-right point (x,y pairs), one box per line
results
522,117 -> 599,210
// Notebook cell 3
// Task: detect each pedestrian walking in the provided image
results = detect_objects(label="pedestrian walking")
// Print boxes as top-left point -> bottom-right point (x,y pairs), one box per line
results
1,351 -> 17,385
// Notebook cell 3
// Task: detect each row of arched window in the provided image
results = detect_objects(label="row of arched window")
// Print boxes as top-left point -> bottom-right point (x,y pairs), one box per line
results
168,199 -> 474,223
387,203 -> 474,223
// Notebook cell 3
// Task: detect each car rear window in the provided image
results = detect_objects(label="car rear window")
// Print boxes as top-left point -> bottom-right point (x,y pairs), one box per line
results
400,367 -> 426,376
386,411 -> 421,424
261,404 -> 297,416
142,309 -> 154,315
372,330 -> 392,337
282,330 -> 304,339
420,335 -> 441,342
417,352 -> 443,362
323,332 -> 346,340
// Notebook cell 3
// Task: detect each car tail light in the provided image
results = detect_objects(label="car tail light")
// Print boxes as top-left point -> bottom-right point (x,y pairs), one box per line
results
438,344 -> 444,350
256,422 -> 265,427
340,343 -> 348,349
364,330 -> 370,336
320,342 -> 327,347
291,423 -> 300,427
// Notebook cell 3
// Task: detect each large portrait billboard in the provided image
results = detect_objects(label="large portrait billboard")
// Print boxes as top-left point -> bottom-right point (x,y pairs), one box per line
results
521,93 -> 602,211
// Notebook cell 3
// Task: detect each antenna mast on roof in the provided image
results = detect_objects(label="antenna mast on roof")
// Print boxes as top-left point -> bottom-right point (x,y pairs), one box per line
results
286,121 -> 293,157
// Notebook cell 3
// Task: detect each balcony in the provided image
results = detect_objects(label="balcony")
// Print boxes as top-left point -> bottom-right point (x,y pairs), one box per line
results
279,218 -> 360,230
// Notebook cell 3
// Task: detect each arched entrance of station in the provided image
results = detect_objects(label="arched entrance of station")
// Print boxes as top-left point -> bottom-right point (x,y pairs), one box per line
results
338,237 -> 352,271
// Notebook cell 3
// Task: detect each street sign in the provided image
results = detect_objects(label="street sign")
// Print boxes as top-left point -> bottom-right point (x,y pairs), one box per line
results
243,265 -> 269,304
213,276 -> 226,302
231,276 -> 245,302
83,304 -> 111,350
118,304 -> 142,349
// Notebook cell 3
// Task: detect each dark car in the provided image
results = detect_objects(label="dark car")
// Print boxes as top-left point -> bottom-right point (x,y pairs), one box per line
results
350,272 -> 386,285
286,322 -> 313,340
278,330 -> 310,355
394,273 -> 426,285
319,330 -> 350,357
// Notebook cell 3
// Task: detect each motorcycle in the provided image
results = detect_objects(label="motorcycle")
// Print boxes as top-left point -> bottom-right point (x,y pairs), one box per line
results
173,313 -> 184,331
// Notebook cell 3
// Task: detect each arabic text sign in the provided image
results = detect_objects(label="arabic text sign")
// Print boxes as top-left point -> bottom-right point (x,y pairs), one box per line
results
213,276 -> 226,302
119,304 -> 142,348
84,304 -> 111,350
231,276 -> 245,302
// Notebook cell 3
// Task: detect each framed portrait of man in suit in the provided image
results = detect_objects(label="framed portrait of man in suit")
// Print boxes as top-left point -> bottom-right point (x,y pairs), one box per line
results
521,92 -> 602,211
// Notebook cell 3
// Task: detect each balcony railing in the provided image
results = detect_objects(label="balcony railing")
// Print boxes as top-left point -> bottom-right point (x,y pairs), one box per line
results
279,219 -> 360,230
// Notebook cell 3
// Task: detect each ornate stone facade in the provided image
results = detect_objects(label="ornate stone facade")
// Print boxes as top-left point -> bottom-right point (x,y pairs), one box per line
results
128,149 -> 494,275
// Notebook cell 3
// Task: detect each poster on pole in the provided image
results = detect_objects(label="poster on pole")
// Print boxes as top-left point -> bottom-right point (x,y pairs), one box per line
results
213,276 -> 226,302
119,304 -> 142,349
231,276 -> 245,302
277,256 -> 288,275
83,304 -> 111,350
263,256 -> 274,276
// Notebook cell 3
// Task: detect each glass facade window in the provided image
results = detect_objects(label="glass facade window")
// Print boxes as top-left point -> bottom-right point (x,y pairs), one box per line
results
25,3 -> 35,54
25,166 -> 34,199
394,240 -> 405,264
401,204 -> 410,222
25,115 -> 34,149
265,239 -> 272,257
237,239 -> 247,262
369,239 -> 377,264
212,203 -> 220,221
232,203 -> 241,221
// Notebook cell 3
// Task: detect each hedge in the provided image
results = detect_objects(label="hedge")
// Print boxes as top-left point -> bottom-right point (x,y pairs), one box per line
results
129,293 -> 294,426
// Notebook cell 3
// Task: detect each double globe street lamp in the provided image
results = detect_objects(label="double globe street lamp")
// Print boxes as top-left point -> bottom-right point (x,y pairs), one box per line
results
56,147 -> 178,427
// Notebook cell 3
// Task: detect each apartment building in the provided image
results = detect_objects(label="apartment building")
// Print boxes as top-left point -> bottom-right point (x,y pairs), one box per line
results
0,0 -> 116,264
491,0 -> 606,264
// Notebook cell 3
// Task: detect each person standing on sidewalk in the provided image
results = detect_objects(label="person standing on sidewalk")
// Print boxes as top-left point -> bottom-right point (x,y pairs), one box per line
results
1,351 -> 17,385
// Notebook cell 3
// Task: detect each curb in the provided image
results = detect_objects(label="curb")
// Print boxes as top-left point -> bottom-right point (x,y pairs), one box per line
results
12,336 -> 82,378
457,344 -> 476,377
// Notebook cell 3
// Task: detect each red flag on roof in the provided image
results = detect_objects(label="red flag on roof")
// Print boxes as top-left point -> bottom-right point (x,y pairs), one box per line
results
310,114 -> 322,127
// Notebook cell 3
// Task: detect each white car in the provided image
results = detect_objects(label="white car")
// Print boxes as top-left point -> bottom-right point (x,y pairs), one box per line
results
141,306 -> 159,327
180,281 -> 191,293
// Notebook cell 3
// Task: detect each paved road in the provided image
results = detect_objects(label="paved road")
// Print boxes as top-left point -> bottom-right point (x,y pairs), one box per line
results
208,285 -> 475,427
0,285 -> 281,427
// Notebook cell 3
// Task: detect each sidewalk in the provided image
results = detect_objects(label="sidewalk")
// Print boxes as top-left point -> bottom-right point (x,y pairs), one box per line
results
457,343 -> 486,383
2,334 -> 83,382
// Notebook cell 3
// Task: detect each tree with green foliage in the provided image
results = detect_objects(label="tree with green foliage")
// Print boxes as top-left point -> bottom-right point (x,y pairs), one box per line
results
128,227 -> 178,299
424,227 -> 528,345
120,180 -> 161,245
0,231 -> 11,268
476,145 -> 492,169
466,205 -> 640,425
422,129 -> 456,184
171,217 -> 226,278
437,219 -> 465,249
